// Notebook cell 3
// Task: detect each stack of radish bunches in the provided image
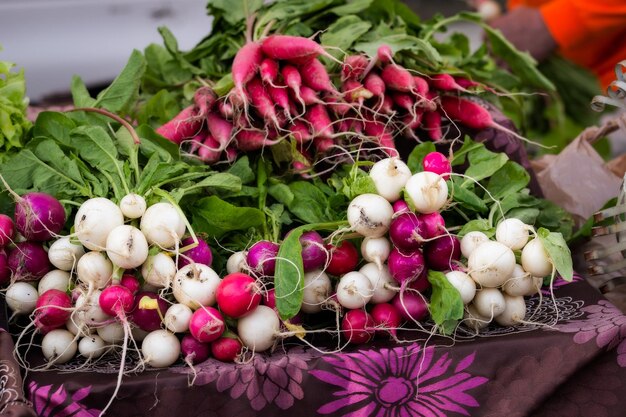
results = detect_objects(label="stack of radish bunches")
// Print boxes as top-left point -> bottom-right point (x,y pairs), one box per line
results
157,35 -> 512,167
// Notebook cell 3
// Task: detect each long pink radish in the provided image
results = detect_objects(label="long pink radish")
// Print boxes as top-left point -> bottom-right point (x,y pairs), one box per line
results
299,85 -> 324,106
429,74 -> 469,93
424,111 -> 443,141
299,58 -> 336,94
305,104 -> 333,139
268,84 -> 292,117
231,42 -> 263,110
282,65 -> 305,108
218,100 -> 234,119
326,95 -> 352,117
193,87 -> 217,116
362,44 -> 394,78
260,58 -> 279,86
246,77 -> 279,126
413,76 -> 429,97
342,79 -> 373,104
156,106 -> 202,145
314,137 -> 334,154
364,72 -> 385,98
198,135 -> 221,164
290,120 -> 313,143
236,130 -> 280,151
381,64 -> 415,93
364,117 -> 398,157
342,55 -> 369,81
261,35 -> 334,62
206,112 -> 234,151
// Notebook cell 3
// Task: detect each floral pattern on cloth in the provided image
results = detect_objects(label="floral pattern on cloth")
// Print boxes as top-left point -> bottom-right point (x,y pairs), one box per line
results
555,299 -> 626,367
173,346 -> 320,411
310,344 -> 488,417
540,273 -> 584,296
28,382 -> 100,417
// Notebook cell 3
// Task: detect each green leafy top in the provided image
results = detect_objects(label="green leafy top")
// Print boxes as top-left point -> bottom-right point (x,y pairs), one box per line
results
0,56 -> 32,159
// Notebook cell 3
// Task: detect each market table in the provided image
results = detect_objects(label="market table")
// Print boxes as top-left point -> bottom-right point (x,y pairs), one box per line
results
0,276 -> 621,417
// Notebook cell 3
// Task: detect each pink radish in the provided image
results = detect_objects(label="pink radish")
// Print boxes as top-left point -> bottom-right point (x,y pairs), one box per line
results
15,192 -> 65,241
236,130 -> 280,152
364,72 -> 386,98
0,214 -> 14,247
35,289 -> 72,329
260,58 -> 279,86
388,247 -> 426,285
247,240 -> 279,276
231,41 -> 263,110
0,250 -> 9,285
99,285 -> 135,317
261,35 -> 329,62
341,309 -> 374,344
419,212 -> 446,239
379,95 -> 395,114
198,135 -> 221,164
206,112 -> 234,151
422,151 -> 451,179
377,44 -> 393,64
218,100 -> 234,119
429,74 -> 468,93
341,55 -> 369,80
282,65 -> 305,107
263,288 -> 276,309
190,306 -> 225,343
299,85 -> 324,106
299,58 -> 336,93
120,274 -> 141,295
290,120 -> 313,143
363,117 -> 398,157
326,240 -> 359,276
381,64 -> 415,93
413,76 -> 429,97
8,242 -> 51,282
181,334 -> 210,364
193,87 -> 216,116
305,104 -> 334,139
211,335 -> 242,362
246,77 -> 280,126
392,291 -> 428,322
389,212 -> 426,252
268,84 -> 292,117
215,273 -> 261,318
342,79 -> 373,104
371,303 -> 402,337
314,137 -> 334,154
424,111 -> 443,141
157,106 -> 202,144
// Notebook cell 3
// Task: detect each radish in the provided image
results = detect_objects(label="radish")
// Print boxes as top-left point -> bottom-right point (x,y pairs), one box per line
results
495,294 -> 526,326
41,329 -> 77,364
226,251 -> 248,274
96,322 -> 125,344
393,200 -> 410,215
341,309 -> 374,344
131,326 -> 149,342
140,202 -> 186,248
142,252 -> 177,288
8,242 -> 51,282
424,111 -> 443,141
496,218 -> 530,250
164,303 -> 193,333
359,262 -> 397,304
189,306 -> 225,343
392,291 -> 429,322
502,264 -> 534,297
476,0 -> 502,21
173,264 -> 221,309
247,77 -> 280,125
300,58 -> 336,93
371,303 -> 402,337
460,231 -> 489,259
181,334 -> 210,364
468,241 -> 516,287
336,271 -> 374,309
369,157 -> 412,202
74,197 -> 124,251
211,336 -> 243,362
142,329 -> 181,368
422,152 -> 451,180
99,285 -> 134,317
268,84 -> 292,117
105,225 -> 149,269
301,269 -> 332,314
156,106 -> 202,144
305,104 -> 334,139
298,231 -> 327,271
231,41 -> 263,111
282,65 -> 305,106
298,85 -> 324,105
119,193 -> 147,219
260,58 -> 279,86
341,55 -> 369,80
389,212 -> 426,252
381,64 -> 415,93
48,237 -> 85,271
215,272 -> 262,318
290,120 -> 312,143
347,193 -> 394,238
409,270 -> 430,293
75,290 -> 110,327
363,72 -> 386,98
237,305 -> 280,352
429,74 -> 469,93
0,250 -> 8,285
420,212 -> 446,239
35,289 -> 72,329
263,289 -> 276,310
473,288 -> 506,318
444,271 -> 476,304
424,235 -> 461,271
521,239 -> 553,277
5,282 -> 38,315
326,240 -> 359,276
405,171 -> 448,214
464,304 -> 490,331
76,251 -> 113,289
131,291 -> 169,332
66,315 -> 93,338
387,247 -> 426,285
0,214 -> 14,247
246,240 -> 279,277
78,335 -> 107,359
15,192 -> 65,241
261,35 -> 330,62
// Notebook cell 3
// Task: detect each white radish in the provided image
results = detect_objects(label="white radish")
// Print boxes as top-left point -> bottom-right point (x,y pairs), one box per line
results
172,264 -> 221,309
76,252 -> 113,289
75,290 -> 110,327
528,276 -> 543,296
5,282 -> 38,315
140,202 -> 186,248
38,270 -> 71,295
142,330 -> 181,368
237,305 -> 279,352
74,198 -> 124,251
141,253 -> 177,288
502,264 -> 534,297
119,193 -> 147,219
105,225 -> 149,269
300,270 -> 332,314
97,322 -> 125,344
473,288 -> 506,318
66,315 -> 94,337
41,329 -> 77,364
496,218 -> 529,250
460,231 -> 489,259
468,241 -> 516,287
48,237 -> 85,271
521,238 -> 553,277
78,335 -> 107,359
131,326 -> 149,342
404,171 -> 448,214
226,251 -> 248,274
164,303 -> 193,333
495,294 -> 527,326
347,194 -> 394,238
336,271 -> 374,309
445,271 -> 476,304
359,263 -> 397,304
361,237 -> 391,268
464,304 -> 491,331
369,157 -> 412,202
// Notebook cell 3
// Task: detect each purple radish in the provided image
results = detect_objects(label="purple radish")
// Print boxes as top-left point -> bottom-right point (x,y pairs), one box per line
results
424,235 -> 461,271
247,240 -> 280,277
15,192 -> 65,241
178,236 -> 213,268
392,291 -> 429,322
131,291 -> 169,332
389,212 -> 426,252
387,247 -> 426,285
181,334 -> 211,364
0,214 -> 15,247
8,242 -> 51,282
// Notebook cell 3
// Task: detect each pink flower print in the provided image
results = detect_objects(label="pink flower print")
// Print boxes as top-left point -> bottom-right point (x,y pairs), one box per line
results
311,345 -> 487,417
28,382 -> 100,417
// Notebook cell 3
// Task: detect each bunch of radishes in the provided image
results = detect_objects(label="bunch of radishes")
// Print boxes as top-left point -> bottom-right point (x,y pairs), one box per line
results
157,34 -> 516,168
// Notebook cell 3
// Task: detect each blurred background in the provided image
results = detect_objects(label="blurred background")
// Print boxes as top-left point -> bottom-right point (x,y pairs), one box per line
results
0,0 -> 506,105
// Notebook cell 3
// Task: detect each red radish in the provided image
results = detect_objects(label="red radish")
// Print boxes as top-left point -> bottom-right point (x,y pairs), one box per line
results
429,74 -> 469,93
422,151 -> 451,179
211,335 -> 242,362
424,111 -> 443,141
247,77 -> 280,125
412,76 -> 429,97
282,65 -> 305,107
190,306 -> 225,343
364,72 -> 386,98
392,291 -> 428,322
181,334 -> 211,364
419,212 -> 446,239
389,212 -> 426,252
0,214 -> 14,247
298,85 -> 324,106
314,137 -> 334,154
325,95 -> 352,117
377,44 -> 393,64
326,240 -> 359,276
260,58 -> 279,86
157,106 -> 202,144
261,35 -> 329,62
392,92 -> 417,118
402,112 -> 424,130
379,95 -> 395,114
371,303 -> 402,337
0,250 -> 9,285
290,120 -> 313,143
131,292 -> 169,332
263,288 -> 276,309
393,200 -> 410,214
15,192 -> 65,241
268,84 -> 292,116
231,41 -> 263,110
363,118 -> 398,157
99,285 -> 135,317
424,235 -> 461,271
206,112 -> 234,151
120,274 -> 141,295
218,100 -> 234,119
247,240 -> 280,277
35,289 -> 72,329
215,273 -> 262,318
341,309 -> 374,344
305,104 -> 334,139
381,64 -> 415,93
388,247 -> 426,285
236,130 -> 280,152
8,242 -> 51,282
299,58 -> 336,93
178,236 -> 213,268
188,131 -> 207,154
341,55 -> 369,80
193,86 -> 216,116
198,135 -> 221,164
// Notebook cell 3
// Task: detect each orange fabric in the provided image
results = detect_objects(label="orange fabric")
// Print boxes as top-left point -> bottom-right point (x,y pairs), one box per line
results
507,0 -> 626,89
